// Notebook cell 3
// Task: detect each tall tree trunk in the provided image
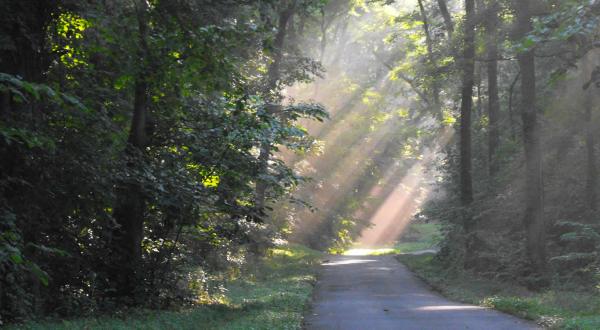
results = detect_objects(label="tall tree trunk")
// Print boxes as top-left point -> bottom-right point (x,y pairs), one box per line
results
297,13 -> 306,37
476,68 -> 483,118
436,0 -> 454,39
417,0 -> 442,120
330,19 -> 349,71
508,71 -> 520,141
584,61 -> 597,211
459,0 -> 475,207
110,0 -> 150,298
255,1 -> 296,216
486,2 -> 500,176
585,94 -> 597,211
516,0 -> 546,274
319,8 -> 327,63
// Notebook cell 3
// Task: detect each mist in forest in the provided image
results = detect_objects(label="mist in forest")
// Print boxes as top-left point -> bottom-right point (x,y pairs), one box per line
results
283,1 -> 445,249
4,0 -> 600,326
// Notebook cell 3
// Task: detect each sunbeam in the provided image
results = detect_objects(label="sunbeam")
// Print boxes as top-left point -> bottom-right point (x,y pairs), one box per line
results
357,127 -> 453,247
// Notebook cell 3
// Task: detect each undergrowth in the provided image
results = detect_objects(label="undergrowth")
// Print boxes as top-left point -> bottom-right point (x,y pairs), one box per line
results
344,222 -> 440,256
10,245 -> 322,330
397,253 -> 600,329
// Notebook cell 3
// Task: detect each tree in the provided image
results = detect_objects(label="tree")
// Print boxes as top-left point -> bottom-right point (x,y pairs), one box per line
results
109,0 -> 151,299
583,60 -> 598,211
255,0 -> 298,216
515,0 -> 546,274
417,0 -> 442,119
459,0 -> 475,207
485,1 -> 500,177
436,0 -> 454,39
0,0 -> 329,320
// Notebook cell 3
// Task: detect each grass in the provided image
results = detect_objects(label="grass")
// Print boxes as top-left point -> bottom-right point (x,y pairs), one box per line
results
391,222 -> 440,253
344,222 -> 441,256
11,245 -> 322,330
396,253 -> 600,329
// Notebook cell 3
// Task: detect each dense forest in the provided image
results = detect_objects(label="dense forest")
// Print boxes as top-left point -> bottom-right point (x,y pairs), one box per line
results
2,0 -> 600,328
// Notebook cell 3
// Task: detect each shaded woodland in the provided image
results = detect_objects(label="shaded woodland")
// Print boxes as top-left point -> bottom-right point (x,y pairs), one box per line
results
2,0 -> 600,326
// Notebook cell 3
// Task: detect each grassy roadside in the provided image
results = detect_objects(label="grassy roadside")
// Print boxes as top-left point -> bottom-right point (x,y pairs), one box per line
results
344,222 -> 441,256
12,245 -> 322,330
396,253 -> 600,329
385,222 -> 440,254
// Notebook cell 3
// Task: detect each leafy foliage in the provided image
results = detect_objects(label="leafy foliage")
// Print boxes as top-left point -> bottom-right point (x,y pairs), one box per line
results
0,0 -> 329,323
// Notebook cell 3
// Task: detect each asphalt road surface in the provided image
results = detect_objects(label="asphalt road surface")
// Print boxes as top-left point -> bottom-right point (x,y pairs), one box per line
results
304,255 -> 539,330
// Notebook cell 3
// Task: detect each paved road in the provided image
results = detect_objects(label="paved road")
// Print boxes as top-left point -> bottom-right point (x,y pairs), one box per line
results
304,255 -> 539,330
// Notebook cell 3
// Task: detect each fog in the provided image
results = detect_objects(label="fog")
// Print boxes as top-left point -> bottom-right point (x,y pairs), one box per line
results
281,1 -> 445,249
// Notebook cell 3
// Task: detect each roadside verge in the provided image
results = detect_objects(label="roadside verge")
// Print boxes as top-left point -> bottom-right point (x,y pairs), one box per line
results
396,253 -> 600,330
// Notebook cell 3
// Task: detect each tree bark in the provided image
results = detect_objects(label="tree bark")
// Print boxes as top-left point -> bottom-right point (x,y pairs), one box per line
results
459,0 -> 475,206
508,71 -> 520,140
436,0 -> 454,39
110,0 -> 150,298
585,94 -> 597,211
486,2 -> 500,176
584,61 -> 597,211
476,68 -> 483,118
417,0 -> 442,120
515,0 -> 546,274
255,1 -> 296,216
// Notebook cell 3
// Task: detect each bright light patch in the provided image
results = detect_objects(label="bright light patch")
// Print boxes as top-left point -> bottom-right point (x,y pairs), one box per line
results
415,305 -> 484,311
344,248 -> 395,256
202,175 -> 220,188
322,259 -> 377,266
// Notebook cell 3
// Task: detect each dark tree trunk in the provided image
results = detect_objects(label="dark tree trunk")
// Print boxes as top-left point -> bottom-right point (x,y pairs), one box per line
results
486,2 -> 500,176
0,1 -> 57,83
516,0 -> 546,273
0,0 -> 57,169
109,0 -> 150,298
417,0 -> 442,120
584,61 -> 597,211
508,71 -> 520,141
459,0 -> 475,206
476,68 -> 483,118
255,1 -> 296,215
585,95 -> 597,211
436,0 -> 454,39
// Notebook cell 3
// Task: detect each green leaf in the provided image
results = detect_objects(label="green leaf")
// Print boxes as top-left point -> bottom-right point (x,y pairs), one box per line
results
9,253 -> 23,264
28,262 -> 49,286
